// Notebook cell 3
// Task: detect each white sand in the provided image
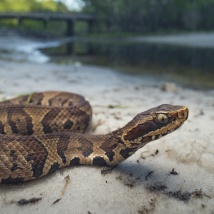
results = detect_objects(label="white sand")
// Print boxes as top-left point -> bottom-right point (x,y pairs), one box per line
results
0,45 -> 214,213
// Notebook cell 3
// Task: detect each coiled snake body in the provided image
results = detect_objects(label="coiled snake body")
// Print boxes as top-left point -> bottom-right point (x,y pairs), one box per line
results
0,91 -> 188,184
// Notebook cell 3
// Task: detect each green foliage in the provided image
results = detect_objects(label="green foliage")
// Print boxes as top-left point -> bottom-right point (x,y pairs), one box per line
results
0,0 -> 68,12
82,0 -> 214,33
46,21 -> 66,35
0,0 -> 70,36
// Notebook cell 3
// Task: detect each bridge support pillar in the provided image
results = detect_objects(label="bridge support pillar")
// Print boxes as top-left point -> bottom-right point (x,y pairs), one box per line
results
43,19 -> 48,28
18,18 -> 23,26
88,20 -> 95,33
66,20 -> 74,36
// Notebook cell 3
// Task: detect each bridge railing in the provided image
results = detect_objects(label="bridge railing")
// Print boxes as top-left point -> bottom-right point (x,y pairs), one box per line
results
0,12 -> 96,36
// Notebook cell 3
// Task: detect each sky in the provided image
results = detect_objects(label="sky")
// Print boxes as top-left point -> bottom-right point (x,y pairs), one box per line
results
54,0 -> 85,11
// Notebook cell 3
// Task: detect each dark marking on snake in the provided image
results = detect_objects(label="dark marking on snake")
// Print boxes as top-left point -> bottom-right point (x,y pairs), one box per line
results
42,108 -> 61,133
92,157 -> 107,166
48,162 -> 60,174
25,137 -> 48,178
0,121 -> 5,134
119,147 -> 137,159
57,135 -> 70,164
63,120 -> 73,129
70,157 -> 80,166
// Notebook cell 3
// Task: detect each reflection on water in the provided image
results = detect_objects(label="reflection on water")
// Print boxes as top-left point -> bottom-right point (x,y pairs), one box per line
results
0,35 -> 62,63
41,38 -> 214,89
42,39 -> 214,69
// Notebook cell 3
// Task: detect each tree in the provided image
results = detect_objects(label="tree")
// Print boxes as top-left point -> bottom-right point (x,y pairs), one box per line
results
0,0 -> 68,12
82,0 -> 214,33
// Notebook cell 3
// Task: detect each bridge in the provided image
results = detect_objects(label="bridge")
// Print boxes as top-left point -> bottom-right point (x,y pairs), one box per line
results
0,12 -> 96,36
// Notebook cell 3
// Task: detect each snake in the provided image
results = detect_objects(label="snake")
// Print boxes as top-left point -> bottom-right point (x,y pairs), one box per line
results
0,91 -> 188,184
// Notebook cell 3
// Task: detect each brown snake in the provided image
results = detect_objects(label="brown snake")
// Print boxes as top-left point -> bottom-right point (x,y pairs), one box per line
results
0,91 -> 188,184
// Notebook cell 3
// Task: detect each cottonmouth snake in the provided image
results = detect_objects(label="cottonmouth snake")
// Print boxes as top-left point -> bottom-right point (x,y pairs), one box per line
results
0,91 -> 188,184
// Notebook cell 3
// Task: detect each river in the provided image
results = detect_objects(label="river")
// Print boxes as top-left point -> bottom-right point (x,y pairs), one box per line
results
0,31 -> 213,89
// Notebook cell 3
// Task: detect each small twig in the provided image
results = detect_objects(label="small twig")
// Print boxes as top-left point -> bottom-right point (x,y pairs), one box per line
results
25,92 -> 36,104
192,189 -> 212,199
141,149 -> 159,159
169,168 -> 178,175
101,165 -> 118,175
61,175 -> 70,196
52,198 -> 61,205
17,197 -> 42,206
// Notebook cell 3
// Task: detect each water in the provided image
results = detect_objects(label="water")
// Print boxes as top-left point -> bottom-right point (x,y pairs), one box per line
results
1,32 -> 213,89
40,36 -> 214,89
0,34 -> 68,63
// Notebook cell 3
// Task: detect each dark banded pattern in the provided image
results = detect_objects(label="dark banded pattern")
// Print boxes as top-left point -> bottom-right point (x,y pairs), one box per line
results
0,91 -> 188,183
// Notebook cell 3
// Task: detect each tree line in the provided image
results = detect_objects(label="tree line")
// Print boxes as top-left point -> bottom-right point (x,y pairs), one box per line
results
0,0 -> 213,34
82,0 -> 214,33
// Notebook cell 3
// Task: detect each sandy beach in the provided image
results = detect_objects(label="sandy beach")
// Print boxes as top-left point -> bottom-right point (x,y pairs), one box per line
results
0,34 -> 214,214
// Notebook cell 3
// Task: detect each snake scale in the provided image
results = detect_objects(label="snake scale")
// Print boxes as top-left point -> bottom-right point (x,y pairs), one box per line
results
0,91 -> 188,184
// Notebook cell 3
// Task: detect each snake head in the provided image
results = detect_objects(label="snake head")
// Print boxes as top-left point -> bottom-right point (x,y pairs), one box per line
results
122,104 -> 189,146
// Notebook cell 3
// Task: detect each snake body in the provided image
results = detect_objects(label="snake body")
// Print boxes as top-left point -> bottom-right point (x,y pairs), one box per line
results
0,91 -> 188,184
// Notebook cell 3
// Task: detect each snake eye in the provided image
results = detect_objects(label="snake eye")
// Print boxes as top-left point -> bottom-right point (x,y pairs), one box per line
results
156,113 -> 169,124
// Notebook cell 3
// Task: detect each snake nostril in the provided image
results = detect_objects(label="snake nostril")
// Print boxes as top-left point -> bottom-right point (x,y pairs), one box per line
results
178,111 -> 185,119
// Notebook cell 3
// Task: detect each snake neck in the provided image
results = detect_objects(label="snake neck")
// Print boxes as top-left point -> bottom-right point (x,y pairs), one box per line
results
106,127 -> 142,165
108,115 -> 157,163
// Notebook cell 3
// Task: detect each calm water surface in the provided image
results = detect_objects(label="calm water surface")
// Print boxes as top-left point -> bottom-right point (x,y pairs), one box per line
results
41,37 -> 214,89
